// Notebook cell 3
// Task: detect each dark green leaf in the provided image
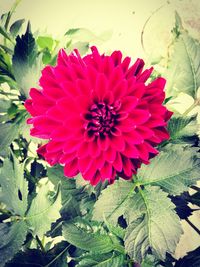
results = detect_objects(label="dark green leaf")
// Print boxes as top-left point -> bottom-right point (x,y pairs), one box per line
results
0,99 -> 11,113
10,19 -> 25,37
141,254 -> 162,267
7,241 -> 69,267
63,222 -> 119,254
168,115 -> 198,140
12,22 -> 41,97
77,252 -> 125,267
0,221 -> 27,266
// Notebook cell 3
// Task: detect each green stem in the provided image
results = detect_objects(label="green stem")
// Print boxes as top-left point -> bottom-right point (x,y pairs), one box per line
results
44,244 -> 71,267
36,235 -> 46,253
185,218 -> 200,236
182,98 -> 200,116
0,208 -> 12,216
140,3 -> 167,53
191,185 -> 200,192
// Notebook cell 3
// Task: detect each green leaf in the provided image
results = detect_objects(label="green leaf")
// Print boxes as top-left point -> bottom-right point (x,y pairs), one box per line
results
77,252 -> 125,267
0,221 -> 27,266
62,222 -> 118,254
0,44 -> 13,55
10,19 -> 25,36
26,182 -> 61,238
12,22 -> 41,97
47,165 -> 80,218
0,99 -> 11,113
124,186 -> 182,262
37,36 -> 54,50
137,145 -> 200,195
141,254 -> 162,267
66,41 -> 89,55
165,31 -> 200,98
65,28 -> 80,36
0,25 -> 13,41
93,179 -> 134,225
168,115 -> 198,139
65,28 -> 112,44
0,155 -> 28,216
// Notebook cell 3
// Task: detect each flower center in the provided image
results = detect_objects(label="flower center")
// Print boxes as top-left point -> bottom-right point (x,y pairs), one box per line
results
85,102 -> 120,137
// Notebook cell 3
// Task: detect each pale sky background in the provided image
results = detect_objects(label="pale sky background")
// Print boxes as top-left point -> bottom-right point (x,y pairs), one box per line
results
1,0 -> 200,259
1,0 -> 200,61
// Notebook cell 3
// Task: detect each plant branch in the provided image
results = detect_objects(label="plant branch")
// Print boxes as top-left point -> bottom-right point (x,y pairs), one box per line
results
36,235 -> 46,253
44,244 -> 71,267
185,218 -> 200,236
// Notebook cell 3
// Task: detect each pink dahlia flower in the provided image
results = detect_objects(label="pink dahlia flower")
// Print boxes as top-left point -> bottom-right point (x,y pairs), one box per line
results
25,46 -> 172,185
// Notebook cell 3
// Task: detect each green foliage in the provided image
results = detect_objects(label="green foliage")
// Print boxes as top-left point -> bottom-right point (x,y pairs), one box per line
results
93,179 -> 134,225
47,165 -> 81,218
166,30 -> 200,98
77,252 -> 125,267
0,6 -> 199,267
0,154 -> 28,216
10,19 -> 25,37
93,182 -> 183,262
26,182 -> 61,238
168,115 -> 199,140
37,36 -> 54,50
0,123 -> 19,156
63,221 -> 123,254
0,221 -> 28,267
124,186 -> 182,262
6,241 -> 69,267
12,23 -> 42,97
137,145 -> 200,195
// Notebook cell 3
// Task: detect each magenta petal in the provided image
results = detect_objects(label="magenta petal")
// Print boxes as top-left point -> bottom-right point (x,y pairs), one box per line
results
25,45 -> 172,186
97,136 -> 109,151
100,162 -> 112,179
113,152 -> 123,172
104,147 -> 116,162
120,96 -> 138,112
64,158 -> 79,177
111,136 -> 125,151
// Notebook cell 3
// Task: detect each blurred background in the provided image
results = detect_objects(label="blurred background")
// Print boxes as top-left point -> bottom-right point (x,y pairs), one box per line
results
1,0 -> 200,60
1,0 -> 200,260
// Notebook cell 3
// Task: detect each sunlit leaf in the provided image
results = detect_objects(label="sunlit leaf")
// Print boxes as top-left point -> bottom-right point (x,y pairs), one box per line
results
137,145 -> 200,195
165,31 -> 200,98
0,154 -> 28,216
124,186 -> 182,262
26,182 -> 61,238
